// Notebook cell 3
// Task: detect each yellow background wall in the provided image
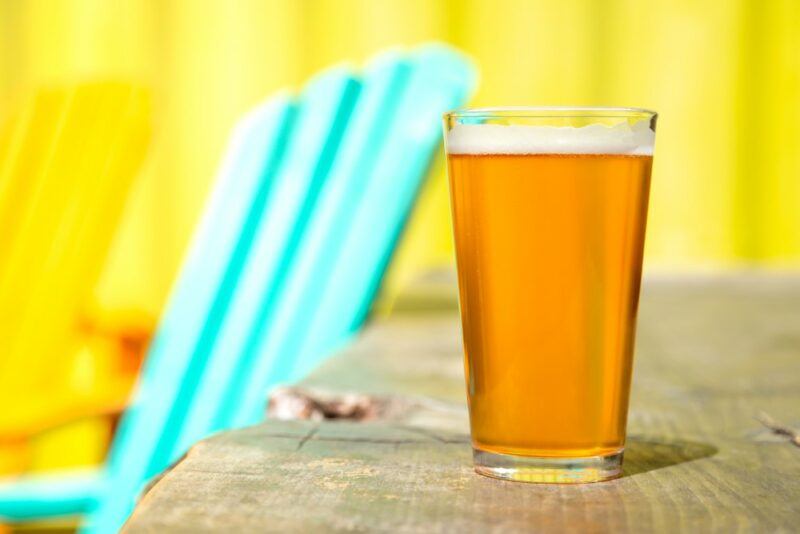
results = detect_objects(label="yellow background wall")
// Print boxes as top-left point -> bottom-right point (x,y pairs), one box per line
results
1,0 -> 799,322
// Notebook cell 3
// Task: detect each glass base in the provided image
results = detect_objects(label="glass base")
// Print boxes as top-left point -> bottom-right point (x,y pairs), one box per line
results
473,447 -> 623,484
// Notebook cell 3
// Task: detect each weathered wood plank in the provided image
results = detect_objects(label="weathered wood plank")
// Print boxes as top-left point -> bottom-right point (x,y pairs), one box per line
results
125,275 -> 800,533
127,419 -> 798,533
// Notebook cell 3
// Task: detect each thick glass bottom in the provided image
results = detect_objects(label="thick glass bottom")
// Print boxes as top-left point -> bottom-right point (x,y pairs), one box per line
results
473,447 -> 623,484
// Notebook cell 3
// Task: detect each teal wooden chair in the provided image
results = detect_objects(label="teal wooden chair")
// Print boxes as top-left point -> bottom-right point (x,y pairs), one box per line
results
0,44 -> 475,533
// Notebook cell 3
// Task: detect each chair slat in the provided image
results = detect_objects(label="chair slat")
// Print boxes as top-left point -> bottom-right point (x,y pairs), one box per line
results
0,469 -> 102,521
0,90 -> 66,388
0,90 -> 67,267
0,84 -> 151,427
0,88 -> 87,393
8,85 -> 151,394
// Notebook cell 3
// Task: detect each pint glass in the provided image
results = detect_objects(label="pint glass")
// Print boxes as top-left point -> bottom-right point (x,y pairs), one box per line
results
443,108 -> 656,483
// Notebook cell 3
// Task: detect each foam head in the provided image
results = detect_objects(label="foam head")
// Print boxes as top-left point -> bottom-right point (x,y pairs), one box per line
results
446,120 -> 654,156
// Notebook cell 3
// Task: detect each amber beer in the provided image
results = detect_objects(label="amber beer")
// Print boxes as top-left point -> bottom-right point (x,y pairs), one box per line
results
444,109 -> 656,483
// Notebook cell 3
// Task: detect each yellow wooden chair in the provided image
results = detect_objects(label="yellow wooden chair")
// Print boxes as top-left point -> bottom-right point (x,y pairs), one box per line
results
0,82 -> 151,480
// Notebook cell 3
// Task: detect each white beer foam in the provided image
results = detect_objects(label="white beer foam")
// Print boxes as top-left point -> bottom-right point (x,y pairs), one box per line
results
446,121 -> 655,156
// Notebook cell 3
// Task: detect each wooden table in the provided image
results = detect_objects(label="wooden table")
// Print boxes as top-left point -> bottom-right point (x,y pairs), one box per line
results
126,274 -> 800,532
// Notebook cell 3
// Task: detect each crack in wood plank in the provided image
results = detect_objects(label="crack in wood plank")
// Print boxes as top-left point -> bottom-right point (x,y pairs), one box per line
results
230,431 -> 467,447
295,425 -> 320,452
243,425 -> 470,447
299,436 -> 435,446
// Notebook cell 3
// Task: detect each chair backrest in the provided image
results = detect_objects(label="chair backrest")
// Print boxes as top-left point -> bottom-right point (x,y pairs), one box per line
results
0,82 -> 150,439
230,46 -> 476,428
86,44 -> 475,533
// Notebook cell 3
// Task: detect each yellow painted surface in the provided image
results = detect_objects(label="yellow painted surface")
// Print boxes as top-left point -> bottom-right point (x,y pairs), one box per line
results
0,0 -> 797,472
0,83 -> 150,471
27,417 -> 112,473
3,0 -> 798,317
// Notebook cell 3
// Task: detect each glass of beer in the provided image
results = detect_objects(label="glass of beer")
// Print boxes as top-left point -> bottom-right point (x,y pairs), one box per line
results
443,107 -> 656,483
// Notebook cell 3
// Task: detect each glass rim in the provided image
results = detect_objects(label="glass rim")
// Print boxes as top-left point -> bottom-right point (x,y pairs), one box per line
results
445,106 -> 657,120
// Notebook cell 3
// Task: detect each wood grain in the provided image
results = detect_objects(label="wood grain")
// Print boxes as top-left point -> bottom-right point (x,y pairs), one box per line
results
125,275 -> 800,533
